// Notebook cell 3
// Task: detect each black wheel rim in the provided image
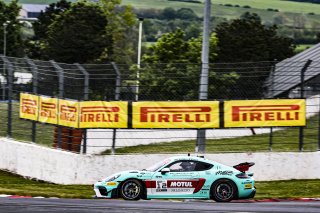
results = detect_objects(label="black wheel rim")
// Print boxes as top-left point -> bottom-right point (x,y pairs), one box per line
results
216,183 -> 233,201
122,181 -> 140,199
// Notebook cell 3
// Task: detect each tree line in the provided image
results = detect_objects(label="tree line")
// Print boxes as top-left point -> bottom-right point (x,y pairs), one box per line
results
0,0 -> 305,99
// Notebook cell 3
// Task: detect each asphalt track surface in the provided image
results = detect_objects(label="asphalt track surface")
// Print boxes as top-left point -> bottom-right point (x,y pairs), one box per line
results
0,198 -> 320,213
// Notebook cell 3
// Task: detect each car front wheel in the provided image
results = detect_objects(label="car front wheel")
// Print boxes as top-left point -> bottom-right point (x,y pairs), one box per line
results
120,179 -> 143,200
211,179 -> 237,202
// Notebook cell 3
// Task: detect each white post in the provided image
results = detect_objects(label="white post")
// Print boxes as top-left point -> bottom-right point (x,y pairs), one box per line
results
135,17 -> 143,101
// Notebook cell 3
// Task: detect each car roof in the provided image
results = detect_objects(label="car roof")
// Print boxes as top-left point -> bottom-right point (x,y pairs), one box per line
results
168,155 -> 213,163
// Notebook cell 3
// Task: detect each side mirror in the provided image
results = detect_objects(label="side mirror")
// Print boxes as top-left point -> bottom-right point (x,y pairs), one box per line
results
160,168 -> 170,174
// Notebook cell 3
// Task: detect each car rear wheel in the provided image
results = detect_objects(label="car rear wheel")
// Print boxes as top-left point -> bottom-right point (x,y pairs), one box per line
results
211,179 -> 237,202
120,179 -> 143,200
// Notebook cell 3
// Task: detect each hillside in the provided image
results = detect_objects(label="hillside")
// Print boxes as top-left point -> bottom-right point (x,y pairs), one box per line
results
9,0 -> 320,28
6,0 -> 320,15
122,0 -> 320,27
122,0 -> 320,15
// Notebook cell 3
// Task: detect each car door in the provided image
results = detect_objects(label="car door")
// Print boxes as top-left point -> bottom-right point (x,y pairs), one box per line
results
150,160 -> 200,197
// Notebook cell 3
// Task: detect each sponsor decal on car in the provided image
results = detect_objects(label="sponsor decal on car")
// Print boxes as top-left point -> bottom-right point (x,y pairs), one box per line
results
171,188 -> 191,192
146,179 -> 206,194
156,180 -> 167,189
215,171 -> 233,176
168,181 -> 195,188
244,183 -> 252,189
106,182 -> 117,186
156,189 -> 168,192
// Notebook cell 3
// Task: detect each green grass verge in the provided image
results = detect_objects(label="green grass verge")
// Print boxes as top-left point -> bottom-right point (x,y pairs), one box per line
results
0,170 -> 92,199
102,114 -> 319,154
256,179 -> 320,199
0,170 -> 319,199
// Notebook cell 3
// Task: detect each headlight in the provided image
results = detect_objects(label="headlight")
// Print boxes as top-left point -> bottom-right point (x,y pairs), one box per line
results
106,174 -> 121,182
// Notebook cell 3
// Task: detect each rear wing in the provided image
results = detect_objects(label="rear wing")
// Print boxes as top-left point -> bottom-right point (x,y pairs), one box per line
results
233,162 -> 255,173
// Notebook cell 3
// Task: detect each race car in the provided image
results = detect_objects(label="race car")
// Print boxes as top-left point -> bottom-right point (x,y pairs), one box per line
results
93,155 -> 256,202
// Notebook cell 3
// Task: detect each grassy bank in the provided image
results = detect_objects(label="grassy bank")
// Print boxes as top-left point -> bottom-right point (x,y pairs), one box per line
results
0,170 -> 319,199
0,170 -> 92,199
102,114 -> 319,154
0,102 -> 54,147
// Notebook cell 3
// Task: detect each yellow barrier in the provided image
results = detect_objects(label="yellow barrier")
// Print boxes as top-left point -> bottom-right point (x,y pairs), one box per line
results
19,93 -> 306,129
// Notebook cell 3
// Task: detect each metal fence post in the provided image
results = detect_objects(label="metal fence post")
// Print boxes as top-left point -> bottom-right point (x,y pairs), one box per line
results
1,57 -> 5,101
1,56 -> 13,138
26,58 -> 38,143
112,62 -> 121,101
269,127 -> 273,152
267,61 -> 277,151
299,59 -> 312,152
75,63 -> 89,101
75,63 -> 89,154
196,0 -> 211,154
318,95 -> 320,151
111,62 -> 121,155
270,60 -> 277,98
50,60 -> 64,149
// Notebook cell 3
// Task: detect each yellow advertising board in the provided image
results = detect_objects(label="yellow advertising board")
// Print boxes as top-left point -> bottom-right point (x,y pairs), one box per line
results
132,101 -> 220,128
224,99 -> 306,127
79,101 -> 128,128
58,99 -> 79,128
38,96 -> 58,124
20,93 -> 38,121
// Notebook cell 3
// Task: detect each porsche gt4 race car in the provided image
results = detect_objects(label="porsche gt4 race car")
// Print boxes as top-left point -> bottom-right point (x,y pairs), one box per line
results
93,155 -> 256,202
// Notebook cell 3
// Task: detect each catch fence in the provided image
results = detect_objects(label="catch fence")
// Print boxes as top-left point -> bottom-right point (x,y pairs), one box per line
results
0,56 -> 320,154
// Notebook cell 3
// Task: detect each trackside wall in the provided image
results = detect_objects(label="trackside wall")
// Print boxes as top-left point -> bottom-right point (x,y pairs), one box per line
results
0,138 -> 319,184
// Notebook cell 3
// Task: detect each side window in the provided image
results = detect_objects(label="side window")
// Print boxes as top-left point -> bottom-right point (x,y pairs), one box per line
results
167,161 -> 196,172
194,161 -> 213,171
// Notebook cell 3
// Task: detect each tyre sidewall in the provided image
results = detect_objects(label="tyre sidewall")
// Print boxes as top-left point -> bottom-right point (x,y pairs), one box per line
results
211,179 -> 237,202
120,179 -> 143,200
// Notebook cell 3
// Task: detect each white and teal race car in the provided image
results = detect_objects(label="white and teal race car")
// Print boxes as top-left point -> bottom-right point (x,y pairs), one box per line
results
93,155 -> 256,202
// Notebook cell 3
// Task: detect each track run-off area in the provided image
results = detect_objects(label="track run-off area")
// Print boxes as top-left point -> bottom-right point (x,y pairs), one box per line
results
0,198 -> 319,213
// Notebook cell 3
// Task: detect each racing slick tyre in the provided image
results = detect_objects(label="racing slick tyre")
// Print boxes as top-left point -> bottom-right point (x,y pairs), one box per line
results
120,179 -> 143,200
211,179 -> 237,202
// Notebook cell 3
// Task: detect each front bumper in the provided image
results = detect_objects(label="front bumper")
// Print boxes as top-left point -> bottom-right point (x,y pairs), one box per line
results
94,186 -> 109,198
93,182 -> 119,198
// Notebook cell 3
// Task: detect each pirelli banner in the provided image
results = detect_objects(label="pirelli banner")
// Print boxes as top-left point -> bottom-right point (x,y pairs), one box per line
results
39,96 -> 58,124
79,101 -> 128,128
19,93 -> 306,129
19,93 -> 128,128
132,101 -> 220,128
20,93 -> 39,121
224,99 -> 306,127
